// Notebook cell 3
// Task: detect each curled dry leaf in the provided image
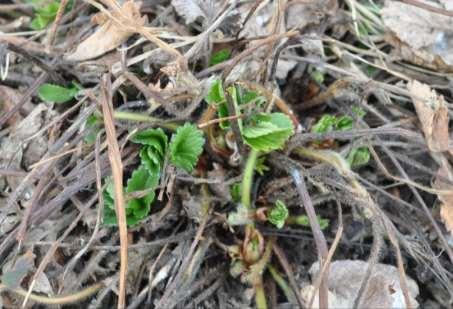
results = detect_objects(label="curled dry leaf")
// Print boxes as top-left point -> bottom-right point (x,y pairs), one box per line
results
66,0 -> 146,61
382,1 -> 453,72
407,80 -> 449,152
171,0 -> 220,25
433,158 -> 453,236
286,0 -> 338,30
302,259 -> 419,309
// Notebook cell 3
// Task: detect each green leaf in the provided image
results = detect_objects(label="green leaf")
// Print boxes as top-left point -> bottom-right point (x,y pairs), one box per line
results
241,113 -> 294,152
311,115 -> 337,133
205,80 -> 225,104
30,1 -> 60,30
230,182 -> 242,203
209,49 -> 231,66
83,114 -> 101,144
103,165 -> 160,227
103,178 -> 119,225
30,14 -> 51,30
335,115 -> 353,131
38,83 -> 79,103
169,123 -> 205,172
268,200 -> 289,229
217,103 -> 230,129
347,147 -> 370,168
125,165 -> 158,225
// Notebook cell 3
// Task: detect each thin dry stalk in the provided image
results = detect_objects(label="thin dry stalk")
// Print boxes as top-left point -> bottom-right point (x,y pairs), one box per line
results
291,169 -> 329,309
308,203 -> 343,308
46,0 -> 70,49
100,74 -> 128,309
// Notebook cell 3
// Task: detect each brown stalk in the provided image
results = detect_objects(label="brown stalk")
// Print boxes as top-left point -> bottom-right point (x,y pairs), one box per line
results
291,169 -> 329,309
100,74 -> 128,308
308,202 -> 343,308
397,0 -> 453,17
46,0 -> 70,50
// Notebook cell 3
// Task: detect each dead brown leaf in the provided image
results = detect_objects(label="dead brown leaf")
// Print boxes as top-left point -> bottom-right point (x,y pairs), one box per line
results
66,0 -> 146,61
382,1 -> 453,72
0,85 -> 25,126
433,158 -> 453,235
407,80 -> 449,152
302,259 -> 419,308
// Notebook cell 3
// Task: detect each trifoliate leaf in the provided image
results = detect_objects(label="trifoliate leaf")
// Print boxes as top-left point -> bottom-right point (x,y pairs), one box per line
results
347,147 -> 370,168
311,114 -> 337,133
205,80 -> 225,104
209,49 -> 231,66
38,83 -> 79,103
268,200 -> 289,229
103,165 -> 159,226
241,113 -> 294,152
169,123 -> 205,172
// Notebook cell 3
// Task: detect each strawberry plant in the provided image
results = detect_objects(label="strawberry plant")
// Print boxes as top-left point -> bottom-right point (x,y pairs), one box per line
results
103,124 -> 205,226
311,108 -> 370,168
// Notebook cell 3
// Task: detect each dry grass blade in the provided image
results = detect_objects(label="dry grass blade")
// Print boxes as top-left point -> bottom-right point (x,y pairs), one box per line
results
99,74 -> 128,308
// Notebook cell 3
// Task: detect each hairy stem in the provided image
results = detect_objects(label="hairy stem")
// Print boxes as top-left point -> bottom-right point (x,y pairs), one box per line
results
241,149 -> 259,209
255,278 -> 267,309
268,265 -> 296,304
112,111 -> 179,130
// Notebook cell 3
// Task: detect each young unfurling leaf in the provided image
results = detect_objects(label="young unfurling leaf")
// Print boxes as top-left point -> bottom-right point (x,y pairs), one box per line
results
132,128 -> 168,174
268,200 -> 289,229
169,123 -> 205,172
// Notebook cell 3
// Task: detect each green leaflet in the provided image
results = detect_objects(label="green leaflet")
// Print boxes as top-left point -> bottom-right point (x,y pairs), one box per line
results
311,114 -> 338,133
169,123 -> 205,172
132,128 -> 168,174
30,0 -> 74,30
241,113 -> 294,152
124,165 -> 159,226
347,146 -> 370,168
205,80 -> 225,104
268,200 -> 289,229
209,49 -> 231,66
38,83 -> 79,104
